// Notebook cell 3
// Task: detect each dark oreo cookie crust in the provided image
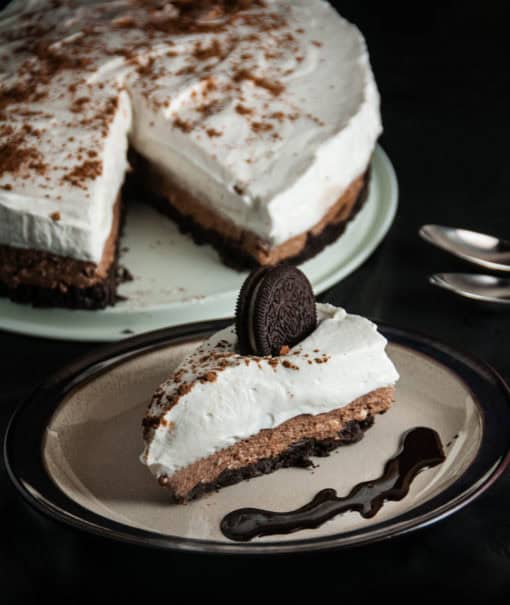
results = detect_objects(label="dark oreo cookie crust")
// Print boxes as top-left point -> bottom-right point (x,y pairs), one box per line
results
236,265 -> 317,356
168,416 -> 375,504
0,200 -> 126,310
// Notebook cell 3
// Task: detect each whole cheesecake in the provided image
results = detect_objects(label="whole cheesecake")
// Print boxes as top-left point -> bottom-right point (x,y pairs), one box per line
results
0,0 -> 382,309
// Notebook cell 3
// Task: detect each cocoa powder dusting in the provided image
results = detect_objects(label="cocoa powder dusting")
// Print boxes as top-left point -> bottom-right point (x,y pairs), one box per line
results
233,69 -> 285,96
235,104 -> 253,115
1,0 -> 305,197
173,117 -> 194,132
62,159 -> 102,188
0,133 -> 47,178
178,383 -> 193,396
251,121 -> 273,133
193,39 -> 223,61
196,98 -> 224,118
70,96 -> 90,113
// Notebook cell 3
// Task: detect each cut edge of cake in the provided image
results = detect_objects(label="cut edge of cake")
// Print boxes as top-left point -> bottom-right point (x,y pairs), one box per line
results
0,166 -> 370,308
127,156 -> 371,270
0,193 -> 125,309
156,386 -> 395,503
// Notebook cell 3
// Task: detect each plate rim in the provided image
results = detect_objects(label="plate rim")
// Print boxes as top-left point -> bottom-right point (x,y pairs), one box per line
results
0,145 -> 398,343
4,319 -> 510,555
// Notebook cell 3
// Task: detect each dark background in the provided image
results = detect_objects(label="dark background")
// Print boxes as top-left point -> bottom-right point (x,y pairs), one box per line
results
1,1 -> 510,603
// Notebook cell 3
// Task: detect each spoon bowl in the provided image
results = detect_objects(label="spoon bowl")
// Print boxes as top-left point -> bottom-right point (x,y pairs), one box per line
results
420,225 -> 510,272
430,273 -> 510,305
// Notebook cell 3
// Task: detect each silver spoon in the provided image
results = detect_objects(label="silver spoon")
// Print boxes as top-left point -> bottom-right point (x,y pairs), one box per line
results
420,225 -> 510,272
429,273 -> 510,304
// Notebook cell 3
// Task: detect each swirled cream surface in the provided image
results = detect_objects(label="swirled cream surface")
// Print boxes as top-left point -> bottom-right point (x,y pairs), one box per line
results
141,304 -> 399,477
0,0 -> 381,262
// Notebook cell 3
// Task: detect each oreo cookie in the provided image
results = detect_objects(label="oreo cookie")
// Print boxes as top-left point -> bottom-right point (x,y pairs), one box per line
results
235,265 -> 317,356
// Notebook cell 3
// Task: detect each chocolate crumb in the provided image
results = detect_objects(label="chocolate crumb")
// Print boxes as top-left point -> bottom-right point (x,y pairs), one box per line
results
160,418 -> 176,430
178,383 -> 193,396
206,128 -> 222,138
70,96 -> 90,113
175,64 -> 196,76
116,265 -> 134,284
251,121 -> 273,133
193,39 -> 223,61
282,360 -> 299,370
173,116 -> 194,133
112,15 -> 137,29
235,103 -> 253,115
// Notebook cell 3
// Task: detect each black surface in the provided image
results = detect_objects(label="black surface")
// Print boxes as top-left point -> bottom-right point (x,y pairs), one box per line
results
1,1 -> 510,602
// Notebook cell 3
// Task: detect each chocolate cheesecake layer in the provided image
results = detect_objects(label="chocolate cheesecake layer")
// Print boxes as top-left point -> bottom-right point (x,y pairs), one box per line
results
158,386 -> 394,503
0,161 -> 369,308
177,417 -> 375,504
0,195 -> 123,309
128,154 -> 370,271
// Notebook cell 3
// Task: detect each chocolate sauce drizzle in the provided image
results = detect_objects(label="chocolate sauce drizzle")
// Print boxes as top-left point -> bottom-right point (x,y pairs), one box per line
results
221,427 -> 445,542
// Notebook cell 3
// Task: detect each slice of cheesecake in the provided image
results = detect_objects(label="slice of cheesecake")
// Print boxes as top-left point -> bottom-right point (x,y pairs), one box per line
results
141,304 -> 399,503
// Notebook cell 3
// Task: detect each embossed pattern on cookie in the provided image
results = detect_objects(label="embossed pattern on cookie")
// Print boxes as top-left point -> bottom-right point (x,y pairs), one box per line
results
235,265 -> 317,356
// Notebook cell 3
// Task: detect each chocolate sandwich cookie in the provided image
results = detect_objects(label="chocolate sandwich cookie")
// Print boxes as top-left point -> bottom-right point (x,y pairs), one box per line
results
235,265 -> 317,356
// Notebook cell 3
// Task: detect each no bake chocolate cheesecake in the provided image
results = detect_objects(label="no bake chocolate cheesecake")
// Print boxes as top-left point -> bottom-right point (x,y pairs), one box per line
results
141,267 -> 399,503
0,0 -> 382,308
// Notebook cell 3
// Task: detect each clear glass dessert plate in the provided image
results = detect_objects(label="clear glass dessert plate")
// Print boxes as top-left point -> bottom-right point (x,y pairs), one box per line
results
4,319 -> 510,554
0,146 -> 398,342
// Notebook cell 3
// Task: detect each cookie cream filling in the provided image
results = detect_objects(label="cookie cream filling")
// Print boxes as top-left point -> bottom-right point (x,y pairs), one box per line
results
0,0 -> 381,263
141,303 -> 399,478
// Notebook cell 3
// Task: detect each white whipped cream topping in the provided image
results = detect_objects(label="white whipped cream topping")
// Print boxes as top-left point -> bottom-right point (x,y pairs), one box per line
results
142,303 -> 399,477
0,0 -> 381,263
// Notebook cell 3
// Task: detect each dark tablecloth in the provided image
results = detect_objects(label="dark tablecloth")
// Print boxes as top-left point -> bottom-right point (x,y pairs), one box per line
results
1,3 -> 509,603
